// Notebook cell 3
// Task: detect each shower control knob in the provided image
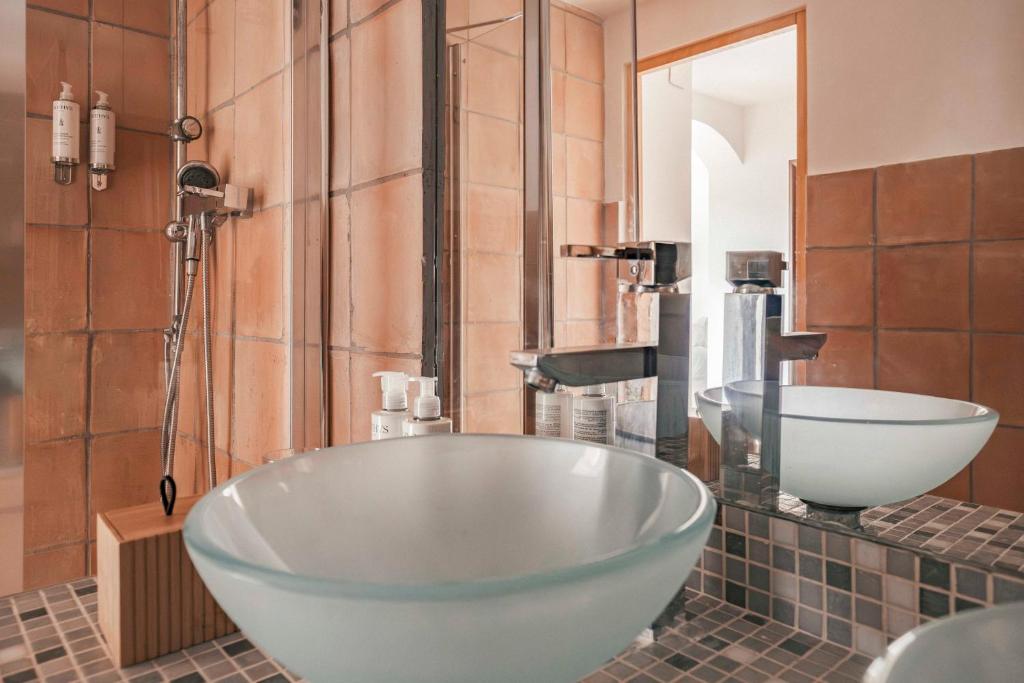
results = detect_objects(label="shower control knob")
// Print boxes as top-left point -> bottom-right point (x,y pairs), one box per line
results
171,115 -> 203,142
164,220 -> 189,242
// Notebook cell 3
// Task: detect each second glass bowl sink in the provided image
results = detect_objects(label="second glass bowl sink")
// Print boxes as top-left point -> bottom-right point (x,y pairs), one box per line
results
184,434 -> 715,683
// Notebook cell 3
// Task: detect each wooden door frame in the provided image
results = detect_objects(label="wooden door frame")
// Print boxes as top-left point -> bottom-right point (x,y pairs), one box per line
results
635,9 -> 809,328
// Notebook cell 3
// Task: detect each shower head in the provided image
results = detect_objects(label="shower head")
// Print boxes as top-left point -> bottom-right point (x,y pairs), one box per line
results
177,160 -> 221,190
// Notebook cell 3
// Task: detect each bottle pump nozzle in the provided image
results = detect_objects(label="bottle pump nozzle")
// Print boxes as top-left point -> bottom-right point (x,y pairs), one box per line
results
410,377 -> 441,420
59,81 -> 73,100
372,371 -> 409,411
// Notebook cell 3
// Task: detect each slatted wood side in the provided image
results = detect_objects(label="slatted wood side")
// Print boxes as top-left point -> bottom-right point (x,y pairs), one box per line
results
97,498 -> 236,668
687,416 -> 721,483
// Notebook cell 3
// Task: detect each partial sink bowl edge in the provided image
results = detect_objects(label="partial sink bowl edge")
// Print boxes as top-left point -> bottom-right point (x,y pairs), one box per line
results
695,383 -> 998,509
183,434 -> 716,683
864,602 -> 1024,683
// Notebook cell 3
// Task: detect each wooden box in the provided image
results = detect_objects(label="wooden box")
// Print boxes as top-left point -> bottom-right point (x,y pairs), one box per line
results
97,496 -> 237,668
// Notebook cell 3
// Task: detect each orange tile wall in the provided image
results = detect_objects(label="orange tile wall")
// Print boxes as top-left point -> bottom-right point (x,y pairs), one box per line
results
803,147 -> 1024,511
22,0 -> 172,588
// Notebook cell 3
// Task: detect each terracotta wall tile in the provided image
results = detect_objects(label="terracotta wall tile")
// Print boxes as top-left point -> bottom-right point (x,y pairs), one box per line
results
467,0 -> 521,56
466,184 -> 520,254
329,35 -> 351,192
25,227 -> 87,334
91,130 -> 171,229
929,466 -> 971,503
232,340 -> 288,464
234,73 -> 284,208
566,136 -> 602,200
187,334 -> 234,454
804,249 -> 873,327
121,30 -> 172,133
803,328 -> 874,389
32,0 -> 88,17
974,240 -> 1024,333
465,323 -> 522,394
467,112 -> 520,189
234,0 -> 285,94
550,7 -> 566,72
975,147 -> 1024,240
551,133 -> 567,196
91,23 -> 126,119
566,197 -> 602,244
973,427 -> 1024,511
26,119 -> 89,226
24,439 -> 86,552
566,262 -> 603,320
185,4 -> 211,115
351,173 -> 423,354
172,435 -> 200,498
876,155 -> 971,245
329,350 -> 352,445
331,0 -> 349,34
466,43 -> 520,121
23,544 -> 86,591
204,0 -> 236,110
26,9 -> 88,119
877,331 -> 969,400
25,334 -> 88,443
349,352 -> 420,443
93,0 -> 171,35
90,229 -> 169,330
351,0 -> 391,23
330,195 -> 351,348
89,430 -> 162,538
234,206 -> 285,339
564,319 -> 603,345
467,253 -> 520,323
565,76 -> 603,141
806,169 -> 874,247
351,0 -> 422,184
176,333 -> 201,438
209,218 -> 235,335
90,332 -> 163,434
973,334 -> 1024,426
564,12 -> 602,83
205,103 -> 235,188
877,244 -> 969,330
552,70 -> 566,134
463,390 -> 522,434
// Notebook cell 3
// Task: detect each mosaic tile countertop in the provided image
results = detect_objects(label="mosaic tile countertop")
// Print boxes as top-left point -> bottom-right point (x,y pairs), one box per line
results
709,481 -> 1024,576
1,579 -> 869,683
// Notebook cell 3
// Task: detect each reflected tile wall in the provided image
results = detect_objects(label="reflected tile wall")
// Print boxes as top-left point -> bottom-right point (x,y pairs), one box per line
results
802,147 -> 1024,511
22,1 -> 172,589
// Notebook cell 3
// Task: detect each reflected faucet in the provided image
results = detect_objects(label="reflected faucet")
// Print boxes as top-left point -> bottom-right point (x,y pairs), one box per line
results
720,251 -> 827,508
511,240 -> 692,635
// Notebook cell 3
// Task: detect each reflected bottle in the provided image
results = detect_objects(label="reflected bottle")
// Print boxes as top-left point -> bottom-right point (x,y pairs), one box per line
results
572,384 -> 615,445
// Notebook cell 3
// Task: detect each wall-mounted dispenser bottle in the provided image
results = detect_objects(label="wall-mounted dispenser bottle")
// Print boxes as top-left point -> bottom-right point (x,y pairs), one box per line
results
402,377 -> 452,435
572,384 -> 615,445
371,371 -> 410,440
89,90 -> 115,191
51,81 -> 79,185
535,385 -> 572,438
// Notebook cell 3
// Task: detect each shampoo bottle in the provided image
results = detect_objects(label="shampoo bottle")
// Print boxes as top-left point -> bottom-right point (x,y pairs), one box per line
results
572,384 -> 615,445
51,81 -> 80,184
402,377 -> 452,435
371,371 -> 409,440
534,385 -> 572,438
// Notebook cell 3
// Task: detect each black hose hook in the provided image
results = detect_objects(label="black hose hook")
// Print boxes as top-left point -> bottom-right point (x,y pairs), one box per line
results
160,475 -> 178,516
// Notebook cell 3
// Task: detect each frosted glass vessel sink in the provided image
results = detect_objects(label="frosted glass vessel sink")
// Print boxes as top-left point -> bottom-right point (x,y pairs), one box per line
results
864,603 -> 1024,683
695,383 -> 997,508
184,434 -> 715,683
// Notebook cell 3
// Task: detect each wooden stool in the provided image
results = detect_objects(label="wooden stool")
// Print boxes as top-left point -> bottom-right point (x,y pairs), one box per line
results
96,496 -> 237,668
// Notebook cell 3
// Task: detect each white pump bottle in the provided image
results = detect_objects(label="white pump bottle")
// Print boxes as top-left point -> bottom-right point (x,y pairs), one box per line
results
371,371 -> 410,440
402,377 -> 452,435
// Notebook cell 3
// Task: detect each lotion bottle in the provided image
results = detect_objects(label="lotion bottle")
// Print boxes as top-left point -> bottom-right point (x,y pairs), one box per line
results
371,371 -> 409,440
51,81 -> 80,184
534,385 -> 572,438
88,90 -> 115,190
572,384 -> 615,445
402,377 -> 452,435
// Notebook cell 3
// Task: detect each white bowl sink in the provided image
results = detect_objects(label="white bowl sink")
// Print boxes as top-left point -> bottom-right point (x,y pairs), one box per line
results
184,434 -> 715,683
864,603 -> 1024,683
694,383 -> 997,508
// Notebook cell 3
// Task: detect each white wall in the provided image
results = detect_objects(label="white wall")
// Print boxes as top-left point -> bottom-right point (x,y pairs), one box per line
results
640,66 -> 692,241
603,0 -> 1024,184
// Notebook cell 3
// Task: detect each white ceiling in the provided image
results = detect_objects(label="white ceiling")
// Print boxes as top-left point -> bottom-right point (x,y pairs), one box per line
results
679,28 -> 798,107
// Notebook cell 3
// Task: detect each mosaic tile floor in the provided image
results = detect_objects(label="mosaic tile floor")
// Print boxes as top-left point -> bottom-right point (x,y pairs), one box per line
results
2,579 -> 869,683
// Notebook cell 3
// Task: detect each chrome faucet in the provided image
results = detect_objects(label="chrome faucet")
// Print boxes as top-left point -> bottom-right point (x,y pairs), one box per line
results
720,251 -> 827,508
511,240 -> 692,634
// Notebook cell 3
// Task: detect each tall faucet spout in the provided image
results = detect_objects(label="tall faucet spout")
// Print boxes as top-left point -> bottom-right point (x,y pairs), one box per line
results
510,343 -> 657,391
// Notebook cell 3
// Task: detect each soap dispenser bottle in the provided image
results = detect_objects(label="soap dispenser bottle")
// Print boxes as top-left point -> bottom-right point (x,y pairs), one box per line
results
572,384 -> 615,445
371,371 -> 410,440
535,385 -> 573,438
402,377 -> 452,435
51,81 -> 80,184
